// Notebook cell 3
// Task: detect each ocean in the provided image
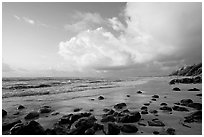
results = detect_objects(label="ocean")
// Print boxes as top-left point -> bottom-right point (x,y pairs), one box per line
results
2,77 -> 131,98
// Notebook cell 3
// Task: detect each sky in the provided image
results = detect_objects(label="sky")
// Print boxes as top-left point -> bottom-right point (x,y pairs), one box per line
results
2,2 -> 202,77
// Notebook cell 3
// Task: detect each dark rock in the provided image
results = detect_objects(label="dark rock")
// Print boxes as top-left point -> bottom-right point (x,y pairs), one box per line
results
45,129 -> 57,135
126,95 -> 130,97
172,106 -> 189,111
90,98 -> 95,101
143,103 -> 150,106
3,109 -> 7,117
166,128 -> 176,135
151,98 -> 157,101
107,122 -> 120,135
184,110 -> 202,123
73,108 -> 82,112
188,103 -> 202,110
174,102 -> 181,105
173,87 -> 180,91
152,95 -> 159,98
164,96 -> 167,98
69,113 -> 92,125
149,110 -> 158,114
98,96 -> 104,100
148,119 -> 165,127
92,123 -> 104,131
160,106 -> 172,111
13,112 -> 20,115
89,109 -> 94,112
153,131 -> 159,135
141,106 -> 148,110
58,114 -> 73,125
51,111 -> 60,116
122,109 -> 130,113
39,107 -> 52,114
84,128 -> 95,135
106,109 -> 115,116
3,120 -> 21,131
137,91 -> 142,94
10,120 -> 46,135
180,99 -> 193,106
169,79 -> 175,85
24,111 -> 39,120
118,111 -> 141,123
17,105 -> 25,110
141,110 -> 148,114
73,116 -> 96,129
160,103 -> 167,106
188,88 -> 200,91
121,124 -> 138,133
101,115 -> 116,122
196,93 -> 202,96
103,108 -> 110,112
114,103 -> 127,109
138,122 -> 146,126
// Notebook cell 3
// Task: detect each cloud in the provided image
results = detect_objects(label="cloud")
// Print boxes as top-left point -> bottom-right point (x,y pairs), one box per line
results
13,15 -> 55,29
64,12 -> 104,33
22,17 -> 35,25
58,3 -> 201,74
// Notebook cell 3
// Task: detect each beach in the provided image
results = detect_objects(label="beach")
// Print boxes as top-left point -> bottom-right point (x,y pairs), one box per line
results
2,76 -> 202,135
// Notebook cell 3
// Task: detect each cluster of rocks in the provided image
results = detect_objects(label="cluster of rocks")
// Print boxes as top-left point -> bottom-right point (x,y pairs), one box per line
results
169,76 -> 202,85
169,63 -> 202,77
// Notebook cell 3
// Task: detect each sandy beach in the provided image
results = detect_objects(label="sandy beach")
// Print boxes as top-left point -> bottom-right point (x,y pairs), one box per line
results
2,76 -> 202,135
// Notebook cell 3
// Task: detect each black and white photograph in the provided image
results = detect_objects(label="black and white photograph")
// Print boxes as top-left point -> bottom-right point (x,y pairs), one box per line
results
2,2 -> 202,135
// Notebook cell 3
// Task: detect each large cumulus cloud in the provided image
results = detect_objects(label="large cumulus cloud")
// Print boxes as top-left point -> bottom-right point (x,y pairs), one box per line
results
58,2 -> 201,73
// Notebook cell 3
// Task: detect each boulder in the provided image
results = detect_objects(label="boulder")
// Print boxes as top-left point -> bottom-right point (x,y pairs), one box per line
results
2,109 -> 7,117
101,115 -> 115,123
17,105 -> 25,110
160,106 -> 172,111
58,114 -> 73,125
166,128 -> 176,135
160,103 -> 167,106
107,122 -> 120,135
184,110 -> 202,123
138,122 -> 146,126
24,111 -> 39,120
39,106 -> 52,113
149,110 -> 158,114
169,79 -> 175,85
172,106 -> 189,111
10,120 -> 46,135
98,96 -> 104,100
153,131 -> 159,135
152,95 -> 159,98
73,108 -> 82,112
180,99 -> 193,106
114,103 -> 127,110
148,119 -> 165,127
84,128 -> 95,135
118,111 -> 141,123
137,91 -> 142,94
173,87 -> 180,91
141,110 -> 148,114
188,103 -> 202,110
141,106 -> 148,110
121,124 -> 138,133
143,103 -> 150,106
151,98 -> 157,101
51,111 -> 60,116
188,88 -> 200,91
3,120 -> 21,131
126,95 -> 130,97
196,93 -> 202,96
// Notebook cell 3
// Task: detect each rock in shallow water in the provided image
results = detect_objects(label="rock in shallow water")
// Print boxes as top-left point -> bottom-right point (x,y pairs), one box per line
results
172,106 -> 189,111
160,106 -> 172,111
184,110 -> 202,123
180,99 -> 193,106
152,95 -> 159,98
137,91 -> 142,94
187,103 -> 202,110
2,109 -> 7,117
166,128 -> 176,135
107,122 -> 120,135
98,96 -> 105,100
173,87 -> 180,91
114,103 -> 127,110
148,119 -> 165,127
118,111 -> 141,123
17,105 -> 25,110
188,88 -> 200,91
101,115 -> 116,122
10,120 -> 46,135
39,106 -> 52,113
121,124 -> 138,133
3,120 -> 22,131
24,111 -> 40,120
